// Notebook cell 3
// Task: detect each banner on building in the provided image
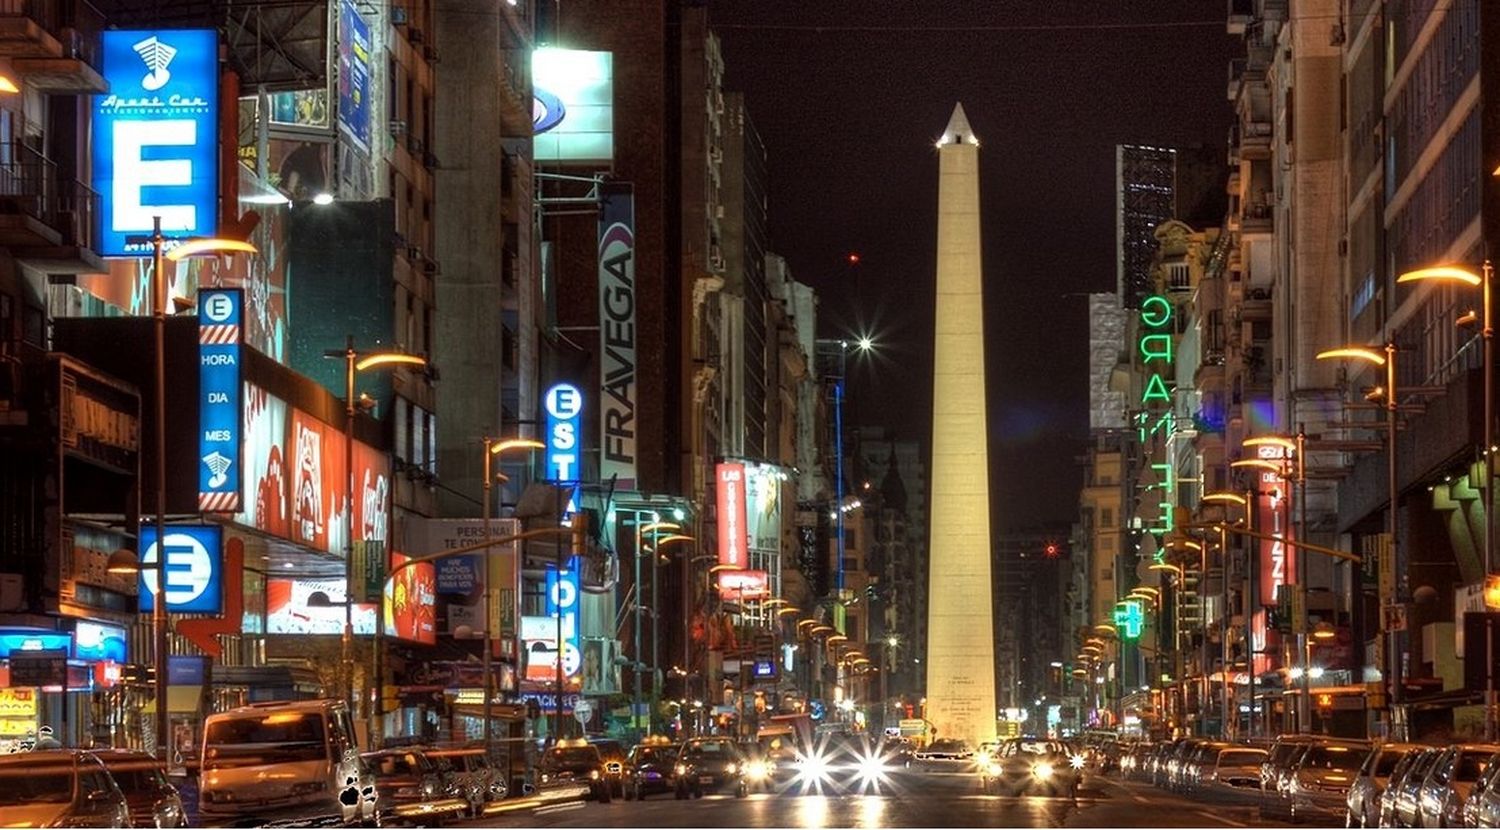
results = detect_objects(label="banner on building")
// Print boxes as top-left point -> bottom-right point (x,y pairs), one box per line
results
93,29 -> 220,256
336,0 -> 372,151
744,463 -> 784,552
385,553 -> 436,645
598,183 -> 637,489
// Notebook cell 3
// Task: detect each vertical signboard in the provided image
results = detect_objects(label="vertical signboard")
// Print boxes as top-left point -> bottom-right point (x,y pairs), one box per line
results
336,0 -> 372,152
545,557 -> 583,679
598,184 -> 637,489
1256,444 -> 1293,607
93,29 -> 220,255
716,462 -> 747,568
198,290 -> 242,512
139,525 -> 223,613
544,383 -> 583,482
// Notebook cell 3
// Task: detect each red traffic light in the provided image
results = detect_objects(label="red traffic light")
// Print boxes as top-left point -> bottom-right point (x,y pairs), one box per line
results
847,252 -> 861,266
1043,543 -> 1060,558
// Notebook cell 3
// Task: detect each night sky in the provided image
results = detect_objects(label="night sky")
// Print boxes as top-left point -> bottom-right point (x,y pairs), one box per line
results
708,1 -> 1235,529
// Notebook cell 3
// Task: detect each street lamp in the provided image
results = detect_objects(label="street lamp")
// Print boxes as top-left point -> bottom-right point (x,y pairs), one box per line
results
324,338 -> 429,721
1318,342 -> 1399,735
477,437 -> 543,752
1398,262 -> 1494,737
120,222 -> 258,761
631,520 -> 688,737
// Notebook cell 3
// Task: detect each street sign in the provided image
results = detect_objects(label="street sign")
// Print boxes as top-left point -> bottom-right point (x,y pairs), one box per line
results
573,698 -> 594,725
197,288 -> 242,512
139,525 -> 223,613
1383,604 -> 1409,633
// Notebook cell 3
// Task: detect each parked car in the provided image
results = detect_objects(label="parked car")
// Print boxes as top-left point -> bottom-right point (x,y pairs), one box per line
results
673,737 -> 745,799
1177,741 -> 1229,792
623,738 -> 680,800
425,747 -> 505,816
1284,739 -> 1371,825
537,739 -> 612,802
978,738 -> 1082,798
913,738 -> 975,771
90,749 -> 187,828
1200,746 -> 1267,792
1258,735 -> 1319,820
1415,743 -> 1500,828
1461,751 -> 1500,828
1387,747 -> 1443,828
363,748 -> 469,825
0,749 -> 130,828
589,738 -> 629,798
1345,743 -> 1419,828
199,699 -> 378,826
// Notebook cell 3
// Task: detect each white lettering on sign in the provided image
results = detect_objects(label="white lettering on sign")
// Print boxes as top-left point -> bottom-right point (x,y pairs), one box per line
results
203,292 -> 235,323
203,429 -> 232,442
111,119 -> 198,234
201,353 -> 236,366
143,532 -> 214,606
545,384 -> 583,483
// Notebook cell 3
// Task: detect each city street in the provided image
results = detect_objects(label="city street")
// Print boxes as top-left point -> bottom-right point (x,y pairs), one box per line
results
455,775 -> 1283,829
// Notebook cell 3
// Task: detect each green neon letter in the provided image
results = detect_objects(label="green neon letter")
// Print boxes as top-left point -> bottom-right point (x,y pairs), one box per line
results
1140,295 -> 1172,328
1142,373 -> 1171,403
1140,333 -> 1174,365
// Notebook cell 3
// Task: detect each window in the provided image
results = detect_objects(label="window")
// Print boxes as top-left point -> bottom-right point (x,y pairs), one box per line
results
1100,508 -> 1114,527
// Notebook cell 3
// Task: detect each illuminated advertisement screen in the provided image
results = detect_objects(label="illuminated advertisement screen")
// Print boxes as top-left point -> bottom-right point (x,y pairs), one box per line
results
93,29 -> 219,255
744,463 -> 783,552
266,578 -> 375,635
139,524 -> 223,613
717,569 -> 769,601
73,621 -> 128,663
532,48 -> 613,164
385,553 -> 435,644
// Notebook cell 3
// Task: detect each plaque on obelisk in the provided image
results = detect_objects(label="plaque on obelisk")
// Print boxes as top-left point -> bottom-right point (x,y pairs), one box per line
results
924,103 -> 998,748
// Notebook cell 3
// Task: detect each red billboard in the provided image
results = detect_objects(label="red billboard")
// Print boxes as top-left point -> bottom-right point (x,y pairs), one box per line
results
290,409 -> 345,553
385,553 -> 436,645
716,462 -> 747,568
717,569 -> 768,601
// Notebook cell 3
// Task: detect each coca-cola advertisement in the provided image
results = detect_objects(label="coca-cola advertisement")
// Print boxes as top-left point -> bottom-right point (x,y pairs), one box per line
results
290,409 -> 346,553
352,441 -> 389,547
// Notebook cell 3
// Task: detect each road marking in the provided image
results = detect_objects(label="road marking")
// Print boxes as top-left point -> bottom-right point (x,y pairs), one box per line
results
534,801 -> 587,816
1196,810 -> 1247,826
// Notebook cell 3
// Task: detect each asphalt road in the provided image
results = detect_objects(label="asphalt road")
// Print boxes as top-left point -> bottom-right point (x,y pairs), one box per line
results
451,773 -> 1288,828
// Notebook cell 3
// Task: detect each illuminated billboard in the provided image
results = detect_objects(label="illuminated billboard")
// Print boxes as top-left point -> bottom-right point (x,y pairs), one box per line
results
93,29 -> 219,255
744,463 -> 784,552
598,183 -> 636,488
717,568 -> 769,601
385,553 -> 436,645
266,578 -> 376,635
198,289 -> 242,512
532,48 -> 613,164
139,524 -> 223,614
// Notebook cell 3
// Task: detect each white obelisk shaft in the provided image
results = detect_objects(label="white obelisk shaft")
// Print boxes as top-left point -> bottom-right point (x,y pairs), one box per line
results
924,103 -> 998,748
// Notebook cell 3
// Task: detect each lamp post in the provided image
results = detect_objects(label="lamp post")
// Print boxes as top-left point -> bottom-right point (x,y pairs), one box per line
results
126,221 -> 256,760
648,533 -> 694,735
631,519 -> 678,738
1319,343 -> 1399,737
1149,562 -> 1185,731
1202,491 -> 1247,739
480,438 -> 543,752
883,635 -> 898,731
324,339 -> 428,721
1398,262 -> 1494,739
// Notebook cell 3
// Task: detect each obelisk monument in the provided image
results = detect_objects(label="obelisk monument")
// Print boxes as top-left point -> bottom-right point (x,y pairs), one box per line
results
924,103 -> 997,747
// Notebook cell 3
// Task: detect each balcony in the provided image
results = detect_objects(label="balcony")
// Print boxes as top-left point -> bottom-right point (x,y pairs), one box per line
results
1240,286 -> 1272,320
0,143 -> 102,273
0,0 -> 101,82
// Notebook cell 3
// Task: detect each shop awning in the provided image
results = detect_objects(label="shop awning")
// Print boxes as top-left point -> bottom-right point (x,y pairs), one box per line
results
140,687 -> 203,715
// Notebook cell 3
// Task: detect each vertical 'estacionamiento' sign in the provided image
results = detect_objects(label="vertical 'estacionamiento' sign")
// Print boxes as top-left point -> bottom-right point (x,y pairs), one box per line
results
598,183 -> 637,489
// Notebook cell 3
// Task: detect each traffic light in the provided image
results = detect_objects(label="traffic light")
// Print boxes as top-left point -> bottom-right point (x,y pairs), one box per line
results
1043,542 -> 1060,559
570,510 -> 590,557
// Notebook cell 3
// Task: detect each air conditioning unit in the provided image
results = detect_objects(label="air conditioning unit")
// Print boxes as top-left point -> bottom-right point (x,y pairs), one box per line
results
391,6 -> 408,25
714,205 -> 725,219
409,27 -> 426,45
1329,22 -> 1345,45
389,119 -> 407,136
424,44 -> 439,63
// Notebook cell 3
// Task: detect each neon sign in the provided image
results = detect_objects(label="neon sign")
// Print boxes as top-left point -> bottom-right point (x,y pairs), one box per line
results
1113,600 -> 1144,639
1136,294 -> 1177,544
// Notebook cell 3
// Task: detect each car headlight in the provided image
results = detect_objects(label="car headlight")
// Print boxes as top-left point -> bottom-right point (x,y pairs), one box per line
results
983,761 -> 1002,777
675,763 -> 687,775
745,760 -> 771,780
540,773 -> 550,783
797,752 -> 830,783
857,754 -> 890,784
1070,754 -> 1087,770
725,762 -> 738,774
589,769 -> 601,779
1033,762 -> 1055,780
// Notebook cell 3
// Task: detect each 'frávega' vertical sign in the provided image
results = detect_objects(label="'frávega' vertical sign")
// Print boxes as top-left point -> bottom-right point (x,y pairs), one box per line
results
598,183 -> 637,490
198,289 -> 242,512
93,29 -> 220,256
